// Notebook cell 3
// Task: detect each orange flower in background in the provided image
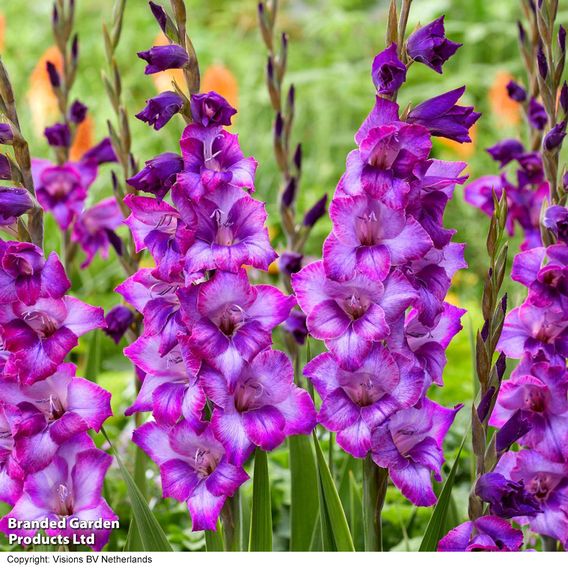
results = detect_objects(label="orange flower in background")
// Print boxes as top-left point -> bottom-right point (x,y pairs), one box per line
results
0,13 -> 5,53
27,46 -> 63,137
439,122 -> 477,159
70,114 -> 94,162
202,63 -> 238,110
489,71 -> 521,127
151,33 -> 186,93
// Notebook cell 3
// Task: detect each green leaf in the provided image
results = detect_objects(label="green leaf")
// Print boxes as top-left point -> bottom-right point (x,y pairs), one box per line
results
102,428 -> 173,552
84,329 -> 101,382
289,435 -> 319,551
418,436 -> 466,552
249,449 -> 272,551
205,520 -> 225,551
123,447 -> 148,551
312,432 -> 355,552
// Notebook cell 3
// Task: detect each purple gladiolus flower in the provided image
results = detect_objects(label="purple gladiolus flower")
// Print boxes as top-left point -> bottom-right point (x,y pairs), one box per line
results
124,334 -> 205,426
407,87 -> 481,143
0,435 -> 117,551
507,80 -> 527,102
544,205 -> 568,244
371,399 -> 462,506
127,152 -> 184,201
0,295 -> 105,383
371,43 -> 407,96
173,124 -> 257,203
0,403 -> 24,505
178,269 -> 295,381
44,123 -> 70,148
190,91 -> 237,128
72,197 -> 124,268
0,363 -> 112,473
69,100 -> 88,124
136,91 -> 184,130
406,16 -> 461,73
32,160 -> 96,230
323,194 -> 432,281
133,420 -> 248,531
438,515 -> 524,551
137,44 -> 189,74
0,187 -> 33,226
292,261 -> 416,369
201,349 -> 316,465
305,346 -> 423,458
495,450 -> 568,546
528,98 -> 547,130
0,241 -> 69,305
80,138 -> 118,165
476,472 -> 541,518
176,186 -> 277,274
487,139 -> 525,167
103,306 -> 133,344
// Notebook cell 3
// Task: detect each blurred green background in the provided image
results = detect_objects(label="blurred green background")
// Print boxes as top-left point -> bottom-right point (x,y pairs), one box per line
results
0,0 -> 564,552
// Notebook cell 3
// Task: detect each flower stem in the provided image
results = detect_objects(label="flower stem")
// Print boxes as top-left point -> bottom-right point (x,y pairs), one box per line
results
221,490 -> 242,551
362,456 -> 388,551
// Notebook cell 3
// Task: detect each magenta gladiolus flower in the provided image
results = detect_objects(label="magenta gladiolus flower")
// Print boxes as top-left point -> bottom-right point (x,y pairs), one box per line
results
0,435 -> 117,551
438,515 -> 524,551
371,399 -> 462,506
293,261 -> 416,368
173,124 -> 257,203
0,241 -> 69,306
201,349 -> 316,465
0,403 -> 24,506
178,269 -> 295,380
0,295 -> 105,383
305,346 -> 423,458
72,197 -> 124,268
133,420 -> 248,531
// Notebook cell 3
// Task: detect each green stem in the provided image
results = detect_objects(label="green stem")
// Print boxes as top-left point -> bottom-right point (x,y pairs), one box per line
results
542,536 -> 558,552
362,456 -> 388,551
221,490 -> 242,551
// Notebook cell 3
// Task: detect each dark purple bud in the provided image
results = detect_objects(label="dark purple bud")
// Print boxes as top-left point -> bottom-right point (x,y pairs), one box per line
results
287,84 -> 295,110
517,21 -> 526,43
105,229 -> 123,256
69,100 -> 88,124
281,178 -> 297,207
149,1 -> 168,34
564,171 -> 568,191
293,144 -> 302,171
303,194 -> 328,227
283,310 -> 308,345
544,121 -> 567,151
127,152 -> 183,201
475,472 -> 541,519
0,124 -> 14,145
81,138 -> 118,165
0,187 -> 33,226
0,154 -> 10,179
516,152 -> 544,186
136,91 -> 184,130
506,80 -> 527,103
137,44 -> 189,74
44,123 -> 71,148
274,112 -> 284,138
371,43 -> 407,96
406,16 -> 462,74
104,306 -> 134,344
560,82 -> 568,113
267,56 -> 274,81
52,4 -> 59,25
527,98 -> 547,130
279,251 -> 303,276
543,205 -> 568,244
496,409 -> 532,452
46,61 -> 60,88
496,351 -> 507,380
477,386 -> 495,422
486,139 -> 524,167
190,91 -> 237,127
281,32 -> 288,51
537,45 -> 548,79
559,25 -> 566,54
481,319 -> 489,342
407,87 -> 481,143
71,34 -> 79,64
